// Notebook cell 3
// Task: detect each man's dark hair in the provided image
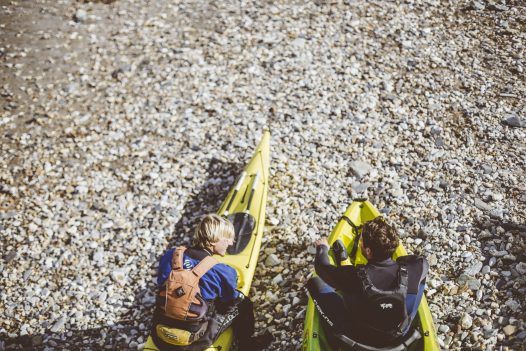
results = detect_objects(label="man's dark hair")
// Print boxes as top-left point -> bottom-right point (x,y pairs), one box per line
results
362,217 -> 399,260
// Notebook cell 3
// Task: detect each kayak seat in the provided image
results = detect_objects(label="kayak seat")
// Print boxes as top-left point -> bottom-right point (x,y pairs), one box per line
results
226,212 -> 255,254
334,328 -> 422,351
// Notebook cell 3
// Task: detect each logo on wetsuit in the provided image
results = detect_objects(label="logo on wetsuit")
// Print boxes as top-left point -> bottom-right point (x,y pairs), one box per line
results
380,303 -> 393,309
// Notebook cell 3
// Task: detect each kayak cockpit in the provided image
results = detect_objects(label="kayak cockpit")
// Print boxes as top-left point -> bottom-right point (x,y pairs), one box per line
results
226,212 -> 256,255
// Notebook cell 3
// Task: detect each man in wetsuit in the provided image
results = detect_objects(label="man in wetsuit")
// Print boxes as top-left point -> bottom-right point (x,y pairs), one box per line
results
307,217 -> 428,348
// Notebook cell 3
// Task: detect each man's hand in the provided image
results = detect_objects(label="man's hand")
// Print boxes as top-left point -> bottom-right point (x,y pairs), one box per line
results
314,237 -> 330,250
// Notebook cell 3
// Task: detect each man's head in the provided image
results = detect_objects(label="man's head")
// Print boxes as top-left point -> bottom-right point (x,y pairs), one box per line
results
193,214 -> 235,256
360,217 -> 399,260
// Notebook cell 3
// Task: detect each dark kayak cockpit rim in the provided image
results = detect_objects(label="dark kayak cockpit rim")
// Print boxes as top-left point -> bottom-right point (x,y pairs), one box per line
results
333,327 -> 422,351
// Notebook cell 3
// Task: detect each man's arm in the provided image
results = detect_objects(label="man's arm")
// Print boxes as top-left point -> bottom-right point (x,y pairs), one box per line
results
314,245 -> 347,291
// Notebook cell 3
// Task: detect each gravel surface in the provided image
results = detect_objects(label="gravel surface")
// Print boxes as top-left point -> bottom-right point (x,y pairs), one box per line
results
1,0 -> 525,350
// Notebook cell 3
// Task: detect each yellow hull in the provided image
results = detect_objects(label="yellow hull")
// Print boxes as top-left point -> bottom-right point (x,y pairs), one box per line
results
145,130 -> 270,351
302,200 -> 440,351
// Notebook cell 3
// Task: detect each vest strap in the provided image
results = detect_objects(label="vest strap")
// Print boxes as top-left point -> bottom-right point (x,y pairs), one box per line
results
191,256 -> 218,278
398,261 -> 409,292
172,246 -> 187,270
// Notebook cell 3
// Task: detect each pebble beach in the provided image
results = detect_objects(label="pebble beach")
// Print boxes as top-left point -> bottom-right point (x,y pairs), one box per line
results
1,0 -> 525,350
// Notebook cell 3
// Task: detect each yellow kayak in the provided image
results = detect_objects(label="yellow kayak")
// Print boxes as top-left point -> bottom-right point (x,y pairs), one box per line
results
145,130 -> 270,351
302,199 -> 440,351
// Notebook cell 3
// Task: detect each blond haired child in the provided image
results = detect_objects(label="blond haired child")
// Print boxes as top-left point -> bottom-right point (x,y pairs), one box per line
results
152,214 -> 272,351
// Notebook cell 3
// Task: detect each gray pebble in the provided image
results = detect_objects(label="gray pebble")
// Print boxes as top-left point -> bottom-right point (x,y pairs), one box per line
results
3,251 -> 16,264
502,115 -> 525,128
488,257 -> 497,267
272,274 -> 283,285
50,317 -> 66,333
505,299 -> 520,312
458,274 -> 482,290
74,9 -> 88,23
349,161 -> 372,179
461,313 -> 473,329
472,1 -> 485,10
428,254 -> 438,266
439,324 -> 450,333
265,254 -> 281,267
306,245 -> 317,255
111,268 -> 128,286
475,198 -> 492,211
464,261 -> 483,276
515,262 -> 526,275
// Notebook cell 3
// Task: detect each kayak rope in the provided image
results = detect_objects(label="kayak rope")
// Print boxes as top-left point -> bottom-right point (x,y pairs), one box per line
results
258,147 -> 267,188
246,169 -> 263,268
245,172 -> 259,212
224,171 -> 247,216
340,215 -> 362,259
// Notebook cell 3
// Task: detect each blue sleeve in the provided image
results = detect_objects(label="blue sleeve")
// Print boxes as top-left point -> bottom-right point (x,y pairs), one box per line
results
157,248 -> 175,287
216,264 -> 240,302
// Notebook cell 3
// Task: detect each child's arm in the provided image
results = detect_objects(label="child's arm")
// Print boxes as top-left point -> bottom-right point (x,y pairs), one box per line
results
157,248 -> 175,286
217,264 -> 241,302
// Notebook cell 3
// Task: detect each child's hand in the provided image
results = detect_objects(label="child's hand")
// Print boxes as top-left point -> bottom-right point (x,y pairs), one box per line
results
314,237 -> 329,249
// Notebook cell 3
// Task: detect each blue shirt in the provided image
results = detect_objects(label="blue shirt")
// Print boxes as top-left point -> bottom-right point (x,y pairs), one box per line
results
157,248 -> 240,302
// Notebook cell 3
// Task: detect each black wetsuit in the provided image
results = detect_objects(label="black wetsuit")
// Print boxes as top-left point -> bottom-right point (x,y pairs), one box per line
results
307,245 -> 428,347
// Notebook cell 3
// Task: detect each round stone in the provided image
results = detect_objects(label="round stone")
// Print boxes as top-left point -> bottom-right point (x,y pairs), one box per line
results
461,313 -> 473,330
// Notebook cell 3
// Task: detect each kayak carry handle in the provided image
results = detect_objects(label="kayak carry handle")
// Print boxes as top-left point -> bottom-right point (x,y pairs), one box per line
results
353,197 -> 368,202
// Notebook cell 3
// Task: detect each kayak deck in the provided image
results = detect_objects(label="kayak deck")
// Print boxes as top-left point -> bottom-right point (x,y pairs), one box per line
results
302,200 -> 440,351
145,131 -> 270,351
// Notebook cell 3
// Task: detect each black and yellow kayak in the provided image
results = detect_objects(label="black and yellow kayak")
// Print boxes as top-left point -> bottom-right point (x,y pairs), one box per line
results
145,130 -> 270,351
302,199 -> 440,351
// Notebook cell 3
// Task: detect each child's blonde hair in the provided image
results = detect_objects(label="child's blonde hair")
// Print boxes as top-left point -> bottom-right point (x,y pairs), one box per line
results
193,214 -> 235,249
